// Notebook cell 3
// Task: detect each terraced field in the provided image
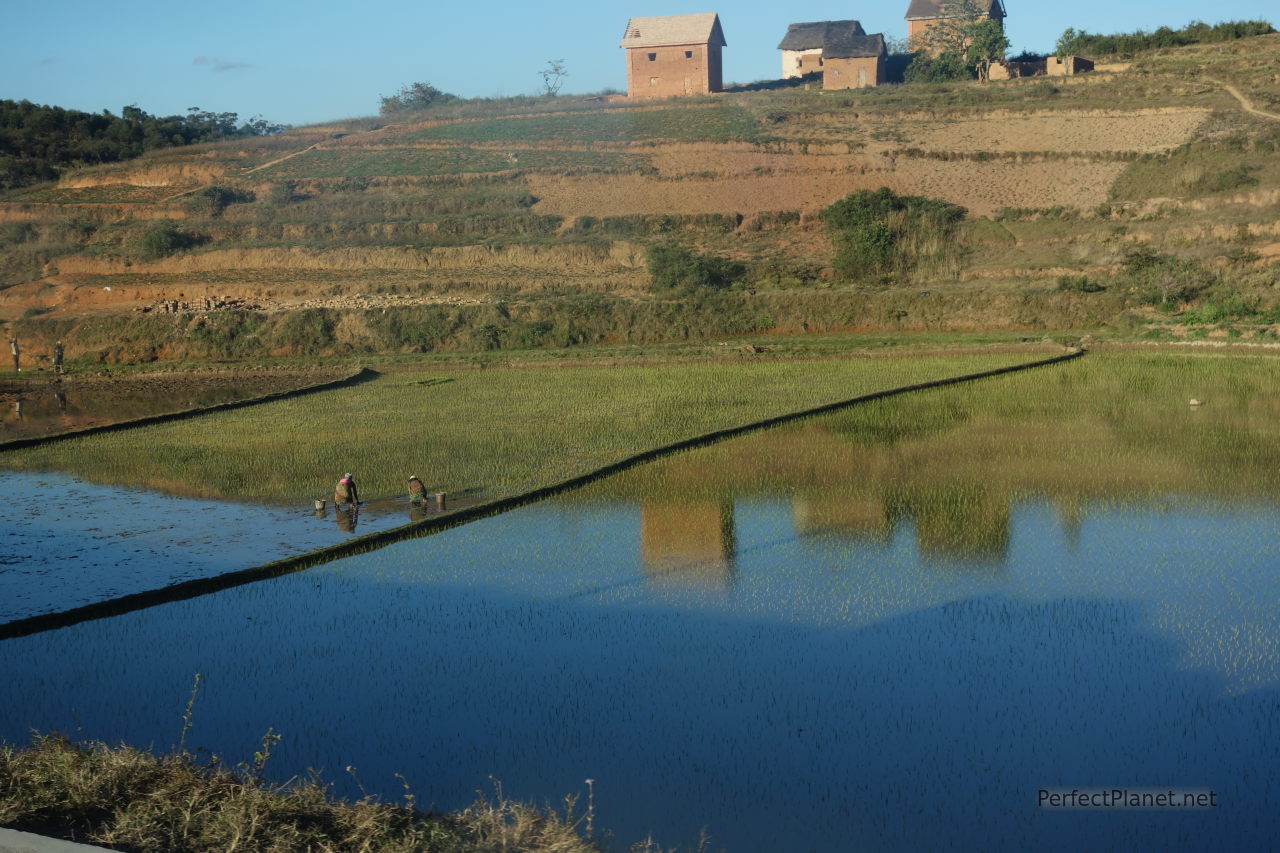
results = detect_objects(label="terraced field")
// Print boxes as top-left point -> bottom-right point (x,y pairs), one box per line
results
2,34 -> 1279,359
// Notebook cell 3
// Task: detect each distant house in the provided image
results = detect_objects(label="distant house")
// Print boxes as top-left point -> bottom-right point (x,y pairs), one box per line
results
905,0 -> 1006,53
778,20 -> 865,79
777,20 -> 886,89
822,33 -> 888,89
620,13 -> 727,99
988,54 -> 1094,80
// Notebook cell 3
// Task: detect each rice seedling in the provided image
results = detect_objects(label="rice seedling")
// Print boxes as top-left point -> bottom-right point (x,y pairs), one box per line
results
0,353 -> 1040,504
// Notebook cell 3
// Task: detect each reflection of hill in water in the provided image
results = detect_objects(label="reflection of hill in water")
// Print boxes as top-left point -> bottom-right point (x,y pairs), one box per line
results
640,501 -> 736,591
579,354 -> 1280,565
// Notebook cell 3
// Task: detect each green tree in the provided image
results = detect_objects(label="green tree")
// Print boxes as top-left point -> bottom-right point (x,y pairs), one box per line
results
137,224 -> 199,260
914,0 -> 987,57
904,52 -> 973,82
820,188 -> 967,282
184,185 -> 254,217
378,82 -> 459,116
967,18 -> 1009,81
645,243 -> 746,292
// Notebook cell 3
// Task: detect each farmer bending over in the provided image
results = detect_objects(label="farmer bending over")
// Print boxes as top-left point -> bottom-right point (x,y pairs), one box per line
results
335,472 -> 359,506
408,475 -> 428,504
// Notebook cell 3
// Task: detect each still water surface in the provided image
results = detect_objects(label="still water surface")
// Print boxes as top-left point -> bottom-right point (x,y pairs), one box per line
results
3,363 -> 1280,851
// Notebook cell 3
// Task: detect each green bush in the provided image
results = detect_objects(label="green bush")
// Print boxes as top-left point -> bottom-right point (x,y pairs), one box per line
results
137,224 -> 199,260
185,185 -> 255,217
1057,275 -> 1106,293
645,243 -> 747,291
1122,248 -> 1214,308
0,222 -> 35,246
267,180 -> 302,205
1190,166 -> 1259,194
820,188 -> 967,282
904,53 -> 973,82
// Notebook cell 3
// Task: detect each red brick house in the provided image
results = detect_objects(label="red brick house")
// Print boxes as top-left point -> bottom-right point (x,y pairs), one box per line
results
906,0 -> 1006,54
620,13 -> 726,99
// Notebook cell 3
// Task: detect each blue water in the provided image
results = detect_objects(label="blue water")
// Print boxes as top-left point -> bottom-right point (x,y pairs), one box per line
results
0,471 -> 430,621
3,487 -> 1277,851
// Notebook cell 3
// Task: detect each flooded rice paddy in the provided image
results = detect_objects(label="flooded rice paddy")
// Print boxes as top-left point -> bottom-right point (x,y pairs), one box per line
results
0,371 -> 342,441
2,354 -> 1280,851
0,472 -> 447,622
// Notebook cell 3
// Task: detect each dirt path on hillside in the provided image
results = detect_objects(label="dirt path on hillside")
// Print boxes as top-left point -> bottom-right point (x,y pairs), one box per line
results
243,142 -> 323,175
1212,80 -> 1280,121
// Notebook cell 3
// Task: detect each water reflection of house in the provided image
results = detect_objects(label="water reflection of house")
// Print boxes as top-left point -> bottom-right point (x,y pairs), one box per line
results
640,500 -> 736,591
792,494 -> 892,542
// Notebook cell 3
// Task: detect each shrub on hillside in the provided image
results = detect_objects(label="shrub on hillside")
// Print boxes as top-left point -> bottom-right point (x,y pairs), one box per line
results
185,185 -> 254,217
1189,166 -> 1259,195
1122,247 -> 1214,308
645,243 -> 747,292
1057,275 -> 1106,293
136,224 -> 200,260
267,180 -> 303,206
820,188 -> 967,282
379,82 -> 460,116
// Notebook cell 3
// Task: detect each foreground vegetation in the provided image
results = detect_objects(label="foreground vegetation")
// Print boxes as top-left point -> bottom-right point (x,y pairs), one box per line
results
0,734 -> 602,853
0,350 -> 1048,502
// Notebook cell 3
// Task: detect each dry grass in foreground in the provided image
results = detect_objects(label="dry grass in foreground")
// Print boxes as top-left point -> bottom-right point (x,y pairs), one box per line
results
0,733 -> 629,853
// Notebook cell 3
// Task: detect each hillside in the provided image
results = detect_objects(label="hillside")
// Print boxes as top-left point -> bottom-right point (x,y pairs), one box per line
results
2,34 -> 1280,363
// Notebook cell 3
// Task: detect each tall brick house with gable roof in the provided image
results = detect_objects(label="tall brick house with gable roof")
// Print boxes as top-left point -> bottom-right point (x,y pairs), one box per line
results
620,13 -> 726,99
906,0 -> 1006,54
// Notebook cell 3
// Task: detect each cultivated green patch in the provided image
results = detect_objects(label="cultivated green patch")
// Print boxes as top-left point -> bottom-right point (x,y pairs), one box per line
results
406,106 -> 760,144
258,147 -> 647,179
0,353 -> 1044,503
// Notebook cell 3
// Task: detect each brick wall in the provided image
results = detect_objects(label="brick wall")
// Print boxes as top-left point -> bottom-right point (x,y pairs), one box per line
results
823,55 -> 884,89
626,44 -> 721,99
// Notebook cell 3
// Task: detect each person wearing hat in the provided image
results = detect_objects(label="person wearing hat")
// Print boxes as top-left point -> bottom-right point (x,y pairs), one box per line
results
407,475 -> 428,505
334,473 -> 359,506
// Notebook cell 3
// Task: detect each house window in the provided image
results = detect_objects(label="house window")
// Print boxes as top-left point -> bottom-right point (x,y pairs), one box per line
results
685,50 -> 693,58
648,52 -> 657,61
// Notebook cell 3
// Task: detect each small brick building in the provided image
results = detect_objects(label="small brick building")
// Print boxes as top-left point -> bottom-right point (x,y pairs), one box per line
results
822,33 -> 887,89
906,0 -> 1006,54
777,20 -> 886,89
988,55 -> 1095,80
778,20 -> 865,79
620,13 -> 726,99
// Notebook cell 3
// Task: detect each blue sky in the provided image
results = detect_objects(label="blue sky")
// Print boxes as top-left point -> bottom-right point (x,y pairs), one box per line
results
3,1 -> 1275,127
